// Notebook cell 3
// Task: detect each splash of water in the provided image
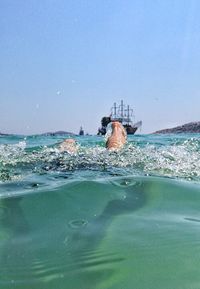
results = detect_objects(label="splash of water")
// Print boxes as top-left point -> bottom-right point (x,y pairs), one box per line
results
0,136 -> 200,182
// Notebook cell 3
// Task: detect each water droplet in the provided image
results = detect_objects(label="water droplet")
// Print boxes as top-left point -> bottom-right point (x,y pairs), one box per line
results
32,183 -> 39,188
68,219 -> 88,229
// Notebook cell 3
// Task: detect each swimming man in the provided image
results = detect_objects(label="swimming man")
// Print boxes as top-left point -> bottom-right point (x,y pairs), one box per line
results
59,121 -> 127,153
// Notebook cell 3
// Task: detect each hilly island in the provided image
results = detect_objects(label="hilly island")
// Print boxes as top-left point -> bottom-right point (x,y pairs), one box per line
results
154,121 -> 200,134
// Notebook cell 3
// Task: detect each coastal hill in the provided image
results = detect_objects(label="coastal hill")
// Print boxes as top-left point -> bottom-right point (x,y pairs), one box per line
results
0,132 -> 10,136
0,131 -> 75,136
154,121 -> 200,134
41,131 -> 75,136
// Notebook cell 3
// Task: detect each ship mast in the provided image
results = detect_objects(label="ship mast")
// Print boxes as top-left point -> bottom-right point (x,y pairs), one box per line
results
127,105 -> 130,125
120,100 -> 124,121
113,102 -> 117,119
111,100 -> 133,125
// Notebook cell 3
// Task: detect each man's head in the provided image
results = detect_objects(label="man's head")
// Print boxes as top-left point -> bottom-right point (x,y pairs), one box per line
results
112,121 -> 127,138
106,121 -> 127,150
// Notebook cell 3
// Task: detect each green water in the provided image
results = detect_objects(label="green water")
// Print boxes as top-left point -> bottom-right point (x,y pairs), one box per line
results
0,134 -> 200,288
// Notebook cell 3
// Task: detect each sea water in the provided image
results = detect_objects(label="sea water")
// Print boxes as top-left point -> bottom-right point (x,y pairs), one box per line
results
0,133 -> 200,289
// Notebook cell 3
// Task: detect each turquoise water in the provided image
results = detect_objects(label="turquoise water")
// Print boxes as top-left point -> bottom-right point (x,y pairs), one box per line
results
0,134 -> 200,289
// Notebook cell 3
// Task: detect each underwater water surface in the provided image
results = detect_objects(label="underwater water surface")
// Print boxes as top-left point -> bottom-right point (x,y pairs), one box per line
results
0,134 -> 200,289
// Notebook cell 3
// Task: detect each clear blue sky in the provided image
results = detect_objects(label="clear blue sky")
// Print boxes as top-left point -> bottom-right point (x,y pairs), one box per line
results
1,0 -> 200,134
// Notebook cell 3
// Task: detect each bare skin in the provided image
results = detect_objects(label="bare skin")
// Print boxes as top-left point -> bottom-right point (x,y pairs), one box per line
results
58,139 -> 78,153
59,121 -> 126,153
106,121 -> 127,150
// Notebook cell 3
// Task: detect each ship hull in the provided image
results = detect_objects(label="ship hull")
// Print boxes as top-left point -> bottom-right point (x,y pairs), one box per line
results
124,125 -> 138,134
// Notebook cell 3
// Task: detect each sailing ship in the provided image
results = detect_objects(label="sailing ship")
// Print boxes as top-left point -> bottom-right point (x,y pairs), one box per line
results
79,126 -> 84,136
97,100 -> 142,135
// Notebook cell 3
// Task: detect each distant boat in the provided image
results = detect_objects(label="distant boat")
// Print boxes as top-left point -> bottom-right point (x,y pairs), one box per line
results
79,126 -> 84,136
97,100 -> 142,135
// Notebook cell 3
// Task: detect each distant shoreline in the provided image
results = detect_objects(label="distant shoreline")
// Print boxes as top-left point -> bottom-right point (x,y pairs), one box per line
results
153,121 -> 200,134
1,122 -> 200,136
0,131 -> 76,137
